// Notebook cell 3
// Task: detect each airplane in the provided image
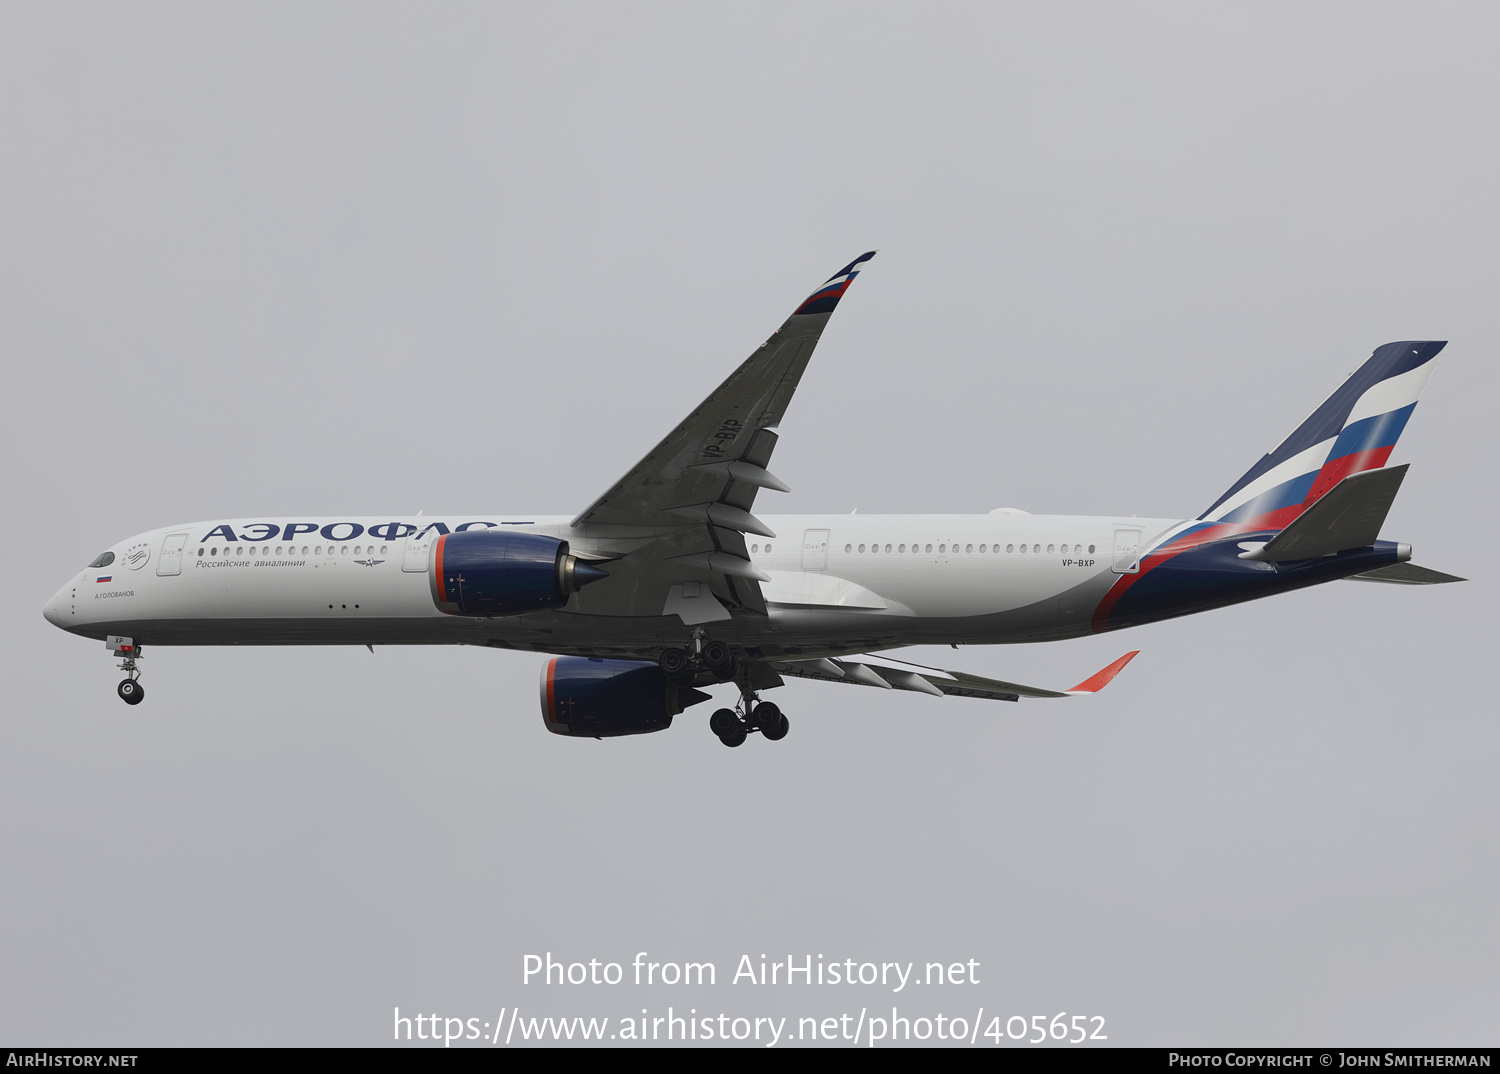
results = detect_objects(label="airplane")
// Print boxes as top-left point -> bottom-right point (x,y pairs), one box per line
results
43,252 -> 1463,747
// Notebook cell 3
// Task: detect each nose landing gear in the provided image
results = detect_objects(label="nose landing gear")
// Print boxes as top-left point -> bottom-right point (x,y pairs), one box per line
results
108,636 -> 144,706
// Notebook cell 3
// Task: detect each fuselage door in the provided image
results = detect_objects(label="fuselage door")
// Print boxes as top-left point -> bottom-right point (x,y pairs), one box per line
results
801,528 -> 829,571
1111,528 -> 1142,574
156,532 -> 188,576
402,527 -> 432,572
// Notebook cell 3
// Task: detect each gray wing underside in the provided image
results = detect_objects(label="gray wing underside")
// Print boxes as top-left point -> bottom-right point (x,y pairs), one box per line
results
567,253 -> 876,621
771,655 -> 1063,702
768,649 -> 1142,703
570,321 -> 819,531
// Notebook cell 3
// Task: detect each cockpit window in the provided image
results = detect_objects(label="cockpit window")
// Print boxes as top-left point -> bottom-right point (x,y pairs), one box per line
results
88,551 -> 115,569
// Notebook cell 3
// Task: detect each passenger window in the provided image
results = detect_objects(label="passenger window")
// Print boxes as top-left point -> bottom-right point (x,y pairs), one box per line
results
1006,544 -> 1014,553
966,544 -> 973,553
752,544 -> 760,553
381,546 -> 388,555
885,544 -> 892,553
1088,544 -> 1096,554
1019,544 -> 1027,554
844,544 -> 851,553
858,544 -> 866,553
925,544 -> 932,553
1048,544 -> 1055,554
764,544 -> 772,553
315,546 -> 323,555
197,548 -> 204,557
898,544 -> 906,553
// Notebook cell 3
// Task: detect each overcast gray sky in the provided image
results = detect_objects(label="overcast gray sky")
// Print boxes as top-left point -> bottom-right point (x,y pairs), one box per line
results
2,2 -> 1496,1047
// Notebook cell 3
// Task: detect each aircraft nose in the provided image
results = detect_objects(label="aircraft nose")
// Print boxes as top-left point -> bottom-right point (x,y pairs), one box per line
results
43,581 -> 75,629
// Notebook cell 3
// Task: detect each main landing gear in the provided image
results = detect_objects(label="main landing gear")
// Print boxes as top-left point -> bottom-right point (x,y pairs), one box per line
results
109,636 -> 144,706
656,632 -> 790,748
658,632 -> 738,686
708,697 -> 789,749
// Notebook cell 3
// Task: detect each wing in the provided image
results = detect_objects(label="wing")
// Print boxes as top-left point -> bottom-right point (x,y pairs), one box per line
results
769,651 -> 1141,702
568,252 -> 876,621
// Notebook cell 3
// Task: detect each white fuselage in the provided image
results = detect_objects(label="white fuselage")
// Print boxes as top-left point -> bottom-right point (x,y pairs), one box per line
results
45,511 -> 1186,660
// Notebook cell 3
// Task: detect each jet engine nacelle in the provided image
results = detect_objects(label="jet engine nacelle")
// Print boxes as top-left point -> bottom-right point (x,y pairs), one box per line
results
430,530 -> 607,617
540,657 -> 712,738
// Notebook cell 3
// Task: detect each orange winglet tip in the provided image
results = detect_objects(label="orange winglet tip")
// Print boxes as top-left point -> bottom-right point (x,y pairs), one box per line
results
1066,650 -> 1140,695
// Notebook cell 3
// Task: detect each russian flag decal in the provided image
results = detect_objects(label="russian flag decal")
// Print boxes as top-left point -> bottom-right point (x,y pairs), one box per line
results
96,576 -> 112,583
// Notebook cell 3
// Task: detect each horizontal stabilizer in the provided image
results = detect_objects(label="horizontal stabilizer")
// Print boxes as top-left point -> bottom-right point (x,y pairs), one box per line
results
1345,562 -> 1466,585
1243,464 -> 1408,562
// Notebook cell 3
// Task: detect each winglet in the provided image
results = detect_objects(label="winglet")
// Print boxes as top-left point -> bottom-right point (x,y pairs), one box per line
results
792,251 -> 877,316
1066,651 -> 1140,695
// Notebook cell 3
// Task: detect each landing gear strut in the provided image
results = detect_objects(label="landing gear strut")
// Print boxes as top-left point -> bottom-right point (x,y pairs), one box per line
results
708,684 -> 789,748
109,636 -> 144,706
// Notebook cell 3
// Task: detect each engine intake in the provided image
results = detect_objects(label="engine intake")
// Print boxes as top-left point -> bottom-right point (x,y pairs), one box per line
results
540,657 -> 712,738
430,530 -> 608,617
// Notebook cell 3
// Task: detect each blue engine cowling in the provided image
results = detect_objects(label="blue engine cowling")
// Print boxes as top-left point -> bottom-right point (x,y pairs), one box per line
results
540,657 -> 713,738
430,530 -> 608,617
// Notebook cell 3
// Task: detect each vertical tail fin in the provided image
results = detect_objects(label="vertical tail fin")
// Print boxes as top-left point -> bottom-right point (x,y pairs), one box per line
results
1200,341 -> 1445,528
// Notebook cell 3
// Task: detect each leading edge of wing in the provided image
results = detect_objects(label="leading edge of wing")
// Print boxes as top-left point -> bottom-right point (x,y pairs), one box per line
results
770,650 -> 1141,703
569,251 -> 877,532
